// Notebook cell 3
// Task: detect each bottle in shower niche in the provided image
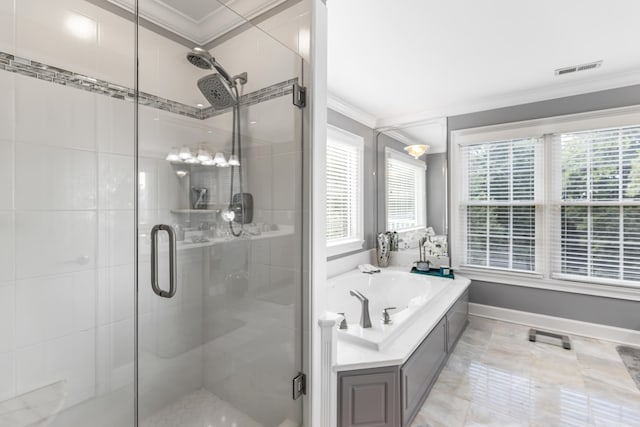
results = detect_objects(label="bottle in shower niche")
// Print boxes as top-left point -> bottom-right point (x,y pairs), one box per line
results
377,232 -> 390,267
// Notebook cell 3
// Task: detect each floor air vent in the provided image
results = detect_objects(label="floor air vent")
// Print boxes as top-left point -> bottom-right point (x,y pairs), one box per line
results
555,60 -> 603,76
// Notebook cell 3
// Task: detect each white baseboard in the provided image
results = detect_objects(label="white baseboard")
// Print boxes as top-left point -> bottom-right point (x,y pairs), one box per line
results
469,303 -> 640,346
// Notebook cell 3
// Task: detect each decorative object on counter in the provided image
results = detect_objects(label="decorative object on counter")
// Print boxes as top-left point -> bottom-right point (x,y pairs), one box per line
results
358,264 -> 381,274
424,235 -> 448,257
439,265 -> 451,276
415,237 -> 431,271
410,266 -> 455,279
388,231 -> 399,251
376,232 -> 391,267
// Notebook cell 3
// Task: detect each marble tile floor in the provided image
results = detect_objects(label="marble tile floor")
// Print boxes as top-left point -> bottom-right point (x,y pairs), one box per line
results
411,315 -> 640,427
141,389 -> 263,427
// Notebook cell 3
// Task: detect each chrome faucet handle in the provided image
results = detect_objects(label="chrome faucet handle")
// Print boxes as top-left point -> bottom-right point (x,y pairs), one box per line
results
382,307 -> 397,325
337,312 -> 348,330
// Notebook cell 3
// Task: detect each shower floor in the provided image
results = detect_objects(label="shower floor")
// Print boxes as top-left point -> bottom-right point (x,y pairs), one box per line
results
141,389 -> 263,427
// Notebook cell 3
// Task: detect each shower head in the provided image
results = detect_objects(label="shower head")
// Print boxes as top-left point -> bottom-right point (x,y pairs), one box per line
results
197,73 -> 236,110
187,47 -> 232,83
186,47 -> 214,70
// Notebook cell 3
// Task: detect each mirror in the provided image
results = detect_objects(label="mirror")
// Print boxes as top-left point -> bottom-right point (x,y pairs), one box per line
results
376,118 -> 448,254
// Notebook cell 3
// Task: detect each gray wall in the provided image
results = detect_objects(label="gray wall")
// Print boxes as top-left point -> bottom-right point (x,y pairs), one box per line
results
426,152 -> 447,236
327,109 -> 377,259
448,84 -> 640,331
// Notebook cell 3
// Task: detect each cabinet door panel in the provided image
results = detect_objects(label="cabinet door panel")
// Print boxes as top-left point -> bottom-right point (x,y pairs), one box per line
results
401,317 -> 447,426
339,368 -> 399,427
447,291 -> 469,352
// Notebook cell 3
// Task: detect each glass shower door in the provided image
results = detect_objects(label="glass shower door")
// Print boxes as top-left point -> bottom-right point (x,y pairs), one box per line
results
136,1 -> 305,425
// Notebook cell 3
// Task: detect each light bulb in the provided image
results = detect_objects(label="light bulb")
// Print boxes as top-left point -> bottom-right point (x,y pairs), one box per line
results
212,152 -> 227,166
228,154 -> 240,166
166,148 -> 180,162
179,146 -> 193,160
175,170 -> 189,178
197,148 -> 212,162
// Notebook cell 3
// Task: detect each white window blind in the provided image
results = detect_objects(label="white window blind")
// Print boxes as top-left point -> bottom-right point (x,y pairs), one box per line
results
460,138 -> 540,272
326,126 -> 364,252
551,125 -> 640,283
386,149 -> 426,232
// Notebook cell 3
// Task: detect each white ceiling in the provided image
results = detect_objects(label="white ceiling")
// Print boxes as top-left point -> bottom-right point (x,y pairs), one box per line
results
328,0 -> 640,129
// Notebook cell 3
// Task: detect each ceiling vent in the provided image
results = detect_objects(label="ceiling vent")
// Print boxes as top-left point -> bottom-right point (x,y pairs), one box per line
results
555,60 -> 603,76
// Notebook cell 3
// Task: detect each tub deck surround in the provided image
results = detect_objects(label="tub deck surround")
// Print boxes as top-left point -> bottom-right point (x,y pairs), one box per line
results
327,269 -> 455,350
329,267 -> 470,371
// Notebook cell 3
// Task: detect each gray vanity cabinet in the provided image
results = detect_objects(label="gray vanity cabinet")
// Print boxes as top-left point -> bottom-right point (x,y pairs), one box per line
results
400,317 -> 447,426
338,366 -> 400,427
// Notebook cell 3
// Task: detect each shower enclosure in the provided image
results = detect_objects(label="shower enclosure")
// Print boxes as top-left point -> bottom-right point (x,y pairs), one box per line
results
0,0 -> 308,425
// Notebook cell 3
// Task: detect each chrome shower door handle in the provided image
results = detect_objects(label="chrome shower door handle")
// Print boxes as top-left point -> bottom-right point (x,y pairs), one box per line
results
150,224 -> 178,298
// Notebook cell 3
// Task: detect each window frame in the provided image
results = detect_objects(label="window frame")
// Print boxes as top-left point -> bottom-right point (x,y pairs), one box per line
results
450,106 -> 640,300
385,147 -> 427,233
325,125 -> 365,257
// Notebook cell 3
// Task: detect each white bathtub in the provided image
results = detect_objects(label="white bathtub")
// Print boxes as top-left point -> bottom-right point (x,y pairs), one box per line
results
327,269 -> 458,350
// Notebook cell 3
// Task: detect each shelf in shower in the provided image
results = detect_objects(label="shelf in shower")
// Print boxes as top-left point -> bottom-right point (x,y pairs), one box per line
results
170,209 -> 220,214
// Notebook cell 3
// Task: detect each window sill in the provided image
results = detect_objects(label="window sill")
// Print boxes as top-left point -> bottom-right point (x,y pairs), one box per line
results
457,267 -> 640,302
327,239 -> 365,257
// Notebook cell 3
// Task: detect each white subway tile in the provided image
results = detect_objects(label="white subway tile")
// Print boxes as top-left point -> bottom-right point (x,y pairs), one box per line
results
14,75 -> 96,151
0,283 -> 14,354
46,331 -> 95,408
0,72 -> 14,141
98,210 -> 134,268
15,277 -> 69,348
15,144 -> 97,210
0,212 -> 14,283
15,211 -> 96,278
96,96 -> 134,156
15,271 -> 95,349
15,344 -> 46,395
16,330 -> 96,409
0,352 -> 13,401
138,157 -> 158,212
98,153 -> 134,209
97,265 -> 134,326
0,1 -> 13,54
0,141 -> 14,211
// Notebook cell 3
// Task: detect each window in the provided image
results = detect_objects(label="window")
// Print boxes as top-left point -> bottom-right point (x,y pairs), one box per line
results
385,148 -> 426,232
451,107 -> 640,294
326,125 -> 364,256
552,126 -> 640,282
460,138 -> 539,272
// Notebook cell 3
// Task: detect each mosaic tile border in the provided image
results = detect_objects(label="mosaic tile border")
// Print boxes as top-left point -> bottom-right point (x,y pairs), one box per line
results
0,51 -> 298,120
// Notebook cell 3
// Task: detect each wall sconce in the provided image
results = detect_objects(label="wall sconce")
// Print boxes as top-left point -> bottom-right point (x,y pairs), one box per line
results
404,144 -> 429,159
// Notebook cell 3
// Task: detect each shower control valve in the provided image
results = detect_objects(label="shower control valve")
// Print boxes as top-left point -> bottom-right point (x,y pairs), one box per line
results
337,312 -> 348,330
382,307 -> 397,325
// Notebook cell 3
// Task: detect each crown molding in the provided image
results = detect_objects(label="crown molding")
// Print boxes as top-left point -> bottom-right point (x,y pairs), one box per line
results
327,92 -> 377,129
381,129 -> 413,146
377,68 -> 640,128
106,0 -> 286,45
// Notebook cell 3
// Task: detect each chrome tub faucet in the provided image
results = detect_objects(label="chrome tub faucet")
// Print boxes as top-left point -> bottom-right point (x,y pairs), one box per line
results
349,289 -> 372,328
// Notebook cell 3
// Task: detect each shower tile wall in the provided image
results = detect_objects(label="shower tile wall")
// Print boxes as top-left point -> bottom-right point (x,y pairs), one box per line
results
0,67 -> 136,417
